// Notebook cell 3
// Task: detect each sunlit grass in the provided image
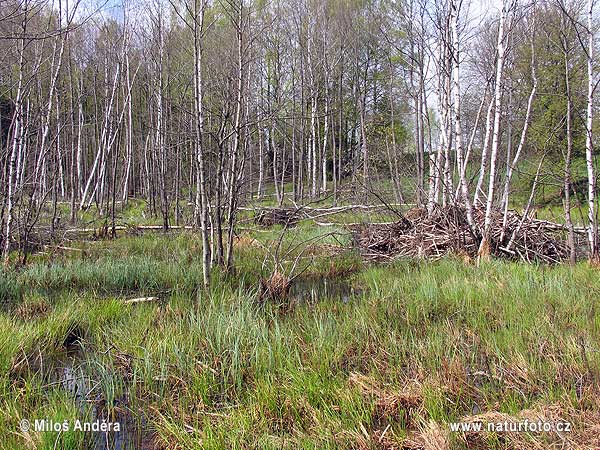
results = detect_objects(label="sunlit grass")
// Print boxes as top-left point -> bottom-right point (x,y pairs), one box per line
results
1,203 -> 599,448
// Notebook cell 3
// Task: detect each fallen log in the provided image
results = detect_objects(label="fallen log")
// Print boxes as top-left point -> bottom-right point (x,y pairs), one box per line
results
239,203 -> 409,213
124,296 -> 160,305
43,245 -> 84,252
315,221 -> 395,227
64,225 -> 194,234
530,219 -> 587,234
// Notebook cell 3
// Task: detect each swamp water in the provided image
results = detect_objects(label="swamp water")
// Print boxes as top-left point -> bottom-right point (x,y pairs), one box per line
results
21,277 -> 359,449
51,349 -> 151,450
288,277 -> 359,303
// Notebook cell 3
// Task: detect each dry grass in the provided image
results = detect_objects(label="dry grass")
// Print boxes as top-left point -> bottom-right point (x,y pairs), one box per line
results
14,297 -> 51,321
258,271 -> 291,302
233,233 -> 261,249
454,402 -> 600,449
349,372 -> 426,446
403,421 -> 451,450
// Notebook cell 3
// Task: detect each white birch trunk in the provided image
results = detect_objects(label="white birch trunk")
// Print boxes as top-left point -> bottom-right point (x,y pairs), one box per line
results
451,0 -> 474,227
4,30 -> 25,264
585,0 -> 597,258
225,1 -> 244,269
322,78 -> 330,194
473,96 -> 494,205
500,36 -> 537,238
192,0 -> 211,287
481,0 -> 509,248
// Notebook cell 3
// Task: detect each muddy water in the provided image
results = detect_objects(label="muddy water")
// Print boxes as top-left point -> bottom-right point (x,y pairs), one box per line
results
55,354 -> 149,450
289,277 -> 359,303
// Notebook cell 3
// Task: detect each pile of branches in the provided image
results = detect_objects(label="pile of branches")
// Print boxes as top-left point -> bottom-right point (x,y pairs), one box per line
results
254,207 -> 299,227
353,204 -> 570,264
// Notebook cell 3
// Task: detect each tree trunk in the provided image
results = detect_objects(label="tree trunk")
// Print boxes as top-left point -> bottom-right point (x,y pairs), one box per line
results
480,0 -> 509,255
585,0 -> 597,259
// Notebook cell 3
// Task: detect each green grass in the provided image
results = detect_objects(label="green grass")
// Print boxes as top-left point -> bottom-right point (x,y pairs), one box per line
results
1,200 -> 599,449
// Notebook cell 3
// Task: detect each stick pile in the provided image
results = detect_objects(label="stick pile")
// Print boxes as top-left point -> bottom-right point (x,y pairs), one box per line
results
254,208 -> 299,227
353,204 -> 570,264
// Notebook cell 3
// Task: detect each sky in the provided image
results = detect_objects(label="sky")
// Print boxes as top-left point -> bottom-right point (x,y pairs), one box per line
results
59,0 -> 508,25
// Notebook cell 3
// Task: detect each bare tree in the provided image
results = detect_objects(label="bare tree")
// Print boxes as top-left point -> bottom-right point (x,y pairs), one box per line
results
480,0 -> 512,257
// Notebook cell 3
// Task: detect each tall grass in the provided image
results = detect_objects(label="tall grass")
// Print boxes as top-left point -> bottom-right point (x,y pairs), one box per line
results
1,231 -> 599,449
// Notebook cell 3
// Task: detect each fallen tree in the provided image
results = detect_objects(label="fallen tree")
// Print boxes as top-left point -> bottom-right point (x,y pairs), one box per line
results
247,203 -> 408,227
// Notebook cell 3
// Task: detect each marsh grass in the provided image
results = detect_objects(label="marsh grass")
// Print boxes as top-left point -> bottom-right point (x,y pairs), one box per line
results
1,224 -> 599,449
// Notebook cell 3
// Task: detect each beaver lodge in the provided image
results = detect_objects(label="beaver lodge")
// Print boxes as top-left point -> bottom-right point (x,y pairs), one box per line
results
352,204 -> 575,264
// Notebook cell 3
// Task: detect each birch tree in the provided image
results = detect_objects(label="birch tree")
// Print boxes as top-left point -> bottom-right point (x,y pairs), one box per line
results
584,0 -> 597,259
480,0 -> 512,256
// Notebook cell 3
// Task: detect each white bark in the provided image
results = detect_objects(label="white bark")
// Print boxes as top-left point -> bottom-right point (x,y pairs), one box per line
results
80,63 -> 121,208
500,35 -> 537,238
451,0 -> 474,227
225,0 -> 245,269
482,0 -> 509,243
463,82 -> 490,182
122,41 -> 133,203
473,96 -> 495,205
4,20 -> 26,264
310,96 -> 318,198
322,76 -> 330,193
585,0 -> 597,257
76,77 -> 83,198
33,31 -> 67,198
192,0 -> 210,287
